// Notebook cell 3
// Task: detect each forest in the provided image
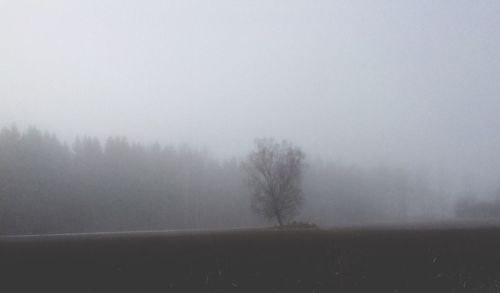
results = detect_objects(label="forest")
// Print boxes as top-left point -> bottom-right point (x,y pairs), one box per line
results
0,125 -> 464,235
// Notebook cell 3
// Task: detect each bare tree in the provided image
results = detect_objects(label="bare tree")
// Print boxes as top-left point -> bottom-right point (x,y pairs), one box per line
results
243,138 -> 306,226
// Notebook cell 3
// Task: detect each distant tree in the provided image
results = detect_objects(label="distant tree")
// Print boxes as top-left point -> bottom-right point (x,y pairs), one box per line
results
243,138 -> 306,226
455,197 -> 500,219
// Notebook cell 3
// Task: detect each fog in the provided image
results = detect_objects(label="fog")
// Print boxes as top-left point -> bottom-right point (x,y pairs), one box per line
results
1,1 -> 499,234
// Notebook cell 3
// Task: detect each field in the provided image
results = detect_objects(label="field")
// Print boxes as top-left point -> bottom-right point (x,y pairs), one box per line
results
2,225 -> 500,292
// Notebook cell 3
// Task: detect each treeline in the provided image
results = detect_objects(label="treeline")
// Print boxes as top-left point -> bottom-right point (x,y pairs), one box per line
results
455,197 -> 500,219
0,126 -> 253,234
0,126 -> 452,235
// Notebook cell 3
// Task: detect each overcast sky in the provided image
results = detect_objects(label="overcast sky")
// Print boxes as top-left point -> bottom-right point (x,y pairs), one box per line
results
1,0 -> 499,187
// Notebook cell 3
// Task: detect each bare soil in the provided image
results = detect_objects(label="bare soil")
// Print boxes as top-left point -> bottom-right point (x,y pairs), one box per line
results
2,225 -> 500,292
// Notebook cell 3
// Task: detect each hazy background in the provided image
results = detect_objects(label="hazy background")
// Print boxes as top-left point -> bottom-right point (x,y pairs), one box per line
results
0,1 -> 499,234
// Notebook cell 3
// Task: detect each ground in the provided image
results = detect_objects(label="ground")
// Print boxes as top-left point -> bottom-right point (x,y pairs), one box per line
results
2,224 -> 500,292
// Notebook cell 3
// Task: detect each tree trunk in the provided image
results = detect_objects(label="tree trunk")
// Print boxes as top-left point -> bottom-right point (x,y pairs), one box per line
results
276,214 -> 283,227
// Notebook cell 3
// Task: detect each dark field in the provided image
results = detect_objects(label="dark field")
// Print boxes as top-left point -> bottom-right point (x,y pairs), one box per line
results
2,225 -> 500,292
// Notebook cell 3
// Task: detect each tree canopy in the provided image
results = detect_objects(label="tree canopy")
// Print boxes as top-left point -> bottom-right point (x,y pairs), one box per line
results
243,138 -> 306,226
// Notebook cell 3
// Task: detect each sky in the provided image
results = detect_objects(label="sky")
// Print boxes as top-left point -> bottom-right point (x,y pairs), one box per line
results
1,0 -> 499,189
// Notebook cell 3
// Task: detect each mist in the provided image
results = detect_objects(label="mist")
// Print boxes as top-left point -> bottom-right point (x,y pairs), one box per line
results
1,1 -> 499,234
